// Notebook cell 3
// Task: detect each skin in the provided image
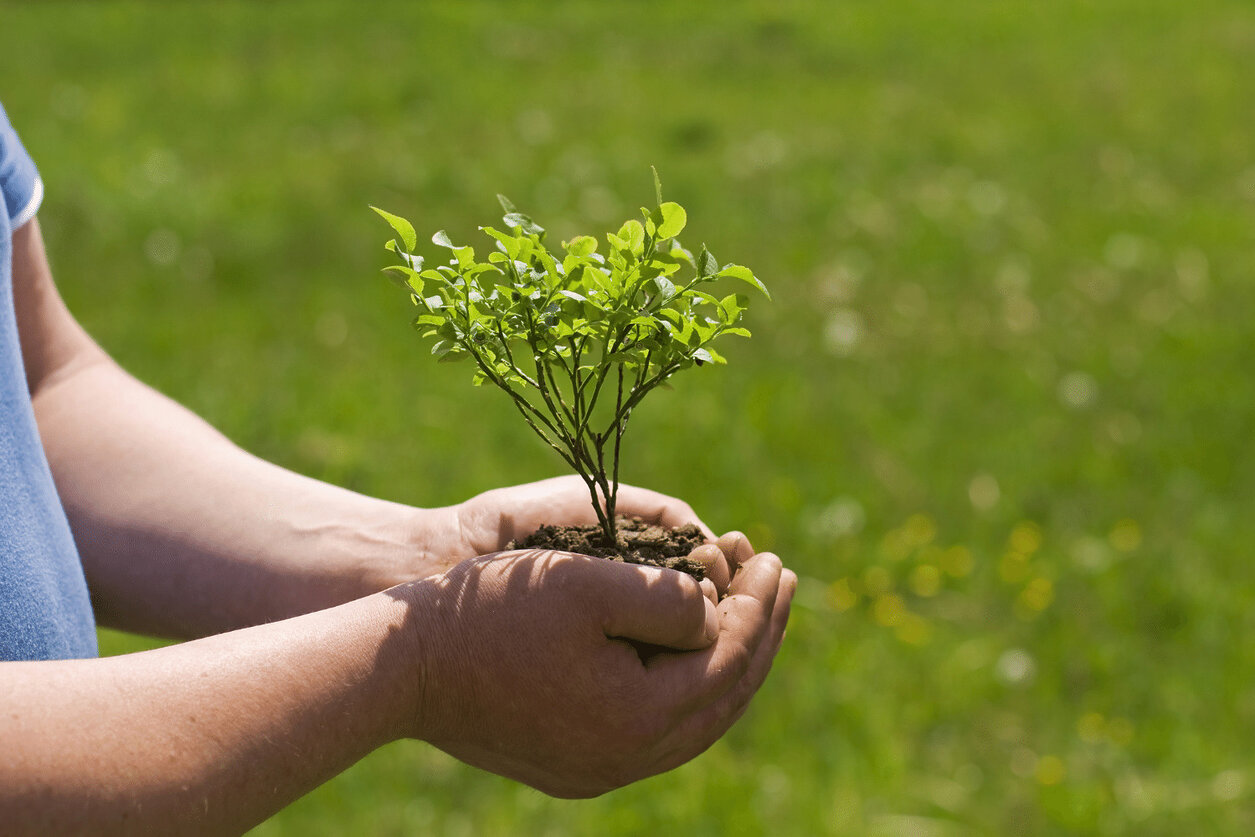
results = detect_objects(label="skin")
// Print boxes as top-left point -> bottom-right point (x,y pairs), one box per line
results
2,218 -> 797,834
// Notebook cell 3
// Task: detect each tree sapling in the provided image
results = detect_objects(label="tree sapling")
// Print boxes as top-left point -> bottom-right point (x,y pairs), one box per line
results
373,172 -> 768,574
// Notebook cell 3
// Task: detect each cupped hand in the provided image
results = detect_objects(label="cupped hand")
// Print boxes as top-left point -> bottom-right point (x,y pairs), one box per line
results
454,475 -> 713,550
419,476 -> 734,593
398,544 -> 795,797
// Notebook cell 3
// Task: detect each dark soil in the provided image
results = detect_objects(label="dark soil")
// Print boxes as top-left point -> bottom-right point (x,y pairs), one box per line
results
509,515 -> 707,581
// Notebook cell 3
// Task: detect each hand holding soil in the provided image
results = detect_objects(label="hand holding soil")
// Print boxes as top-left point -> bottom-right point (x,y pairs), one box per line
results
442,475 -> 734,592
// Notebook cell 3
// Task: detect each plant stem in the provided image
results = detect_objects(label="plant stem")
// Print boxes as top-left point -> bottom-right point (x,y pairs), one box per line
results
607,363 -> 626,539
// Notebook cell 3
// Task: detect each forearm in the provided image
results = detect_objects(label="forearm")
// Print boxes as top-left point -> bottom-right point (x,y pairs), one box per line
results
0,586 -> 421,836
32,357 -> 453,638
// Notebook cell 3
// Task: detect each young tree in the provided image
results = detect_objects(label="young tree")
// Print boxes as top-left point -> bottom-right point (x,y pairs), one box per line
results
374,175 -> 768,546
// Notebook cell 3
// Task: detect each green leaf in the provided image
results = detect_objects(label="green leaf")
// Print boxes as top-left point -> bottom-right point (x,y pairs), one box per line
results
616,219 -> 645,254
497,194 -> 518,214
692,347 -> 727,366
503,212 -> 545,236
480,226 -> 523,259
371,206 -> 417,251
718,293 -> 745,323
533,245 -> 560,285
452,245 -> 476,269
718,264 -> 771,299
382,265 -> 419,290
432,230 -> 456,249
652,166 -> 664,206
564,235 -> 598,257
656,202 -> 687,239
651,275 -> 676,301
658,308 -> 684,330
697,246 -> 718,277
668,242 -> 695,267
691,319 -> 719,343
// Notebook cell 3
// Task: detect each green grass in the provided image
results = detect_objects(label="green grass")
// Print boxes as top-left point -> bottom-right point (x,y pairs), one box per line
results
4,0 -> 1255,833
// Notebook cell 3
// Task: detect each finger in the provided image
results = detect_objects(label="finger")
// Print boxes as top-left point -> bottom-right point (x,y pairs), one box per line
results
646,552 -> 783,708
709,568 -> 795,726
614,484 -> 714,539
716,531 -> 756,576
690,543 -> 731,596
648,568 -> 796,774
584,558 -> 720,651
724,550 -> 781,602
699,578 -> 719,606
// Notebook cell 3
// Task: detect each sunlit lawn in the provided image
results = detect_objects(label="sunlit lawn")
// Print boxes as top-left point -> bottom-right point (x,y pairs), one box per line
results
4,1 -> 1255,833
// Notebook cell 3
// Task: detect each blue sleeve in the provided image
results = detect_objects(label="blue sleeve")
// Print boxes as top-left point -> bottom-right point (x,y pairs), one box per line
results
0,100 -> 96,661
0,102 -> 44,228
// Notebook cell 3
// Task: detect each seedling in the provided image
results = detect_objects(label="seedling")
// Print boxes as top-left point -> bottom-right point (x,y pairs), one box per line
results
373,172 -> 768,547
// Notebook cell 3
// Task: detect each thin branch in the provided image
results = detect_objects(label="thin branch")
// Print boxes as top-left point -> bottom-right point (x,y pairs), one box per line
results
521,311 -> 580,448
458,339 -> 578,463
607,363 -> 627,535
492,323 -> 542,391
600,360 -> 682,439
476,365 -> 580,473
581,321 -> 637,435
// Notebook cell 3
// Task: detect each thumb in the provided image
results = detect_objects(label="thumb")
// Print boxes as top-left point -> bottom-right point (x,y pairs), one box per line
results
586,559 -> 719,651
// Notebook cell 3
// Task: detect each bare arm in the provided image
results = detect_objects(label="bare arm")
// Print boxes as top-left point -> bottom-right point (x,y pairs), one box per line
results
1,588 -> 419,835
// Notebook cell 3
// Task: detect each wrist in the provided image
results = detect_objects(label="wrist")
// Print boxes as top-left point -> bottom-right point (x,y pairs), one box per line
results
352,503 -> 457,590
378,577 -> 444,742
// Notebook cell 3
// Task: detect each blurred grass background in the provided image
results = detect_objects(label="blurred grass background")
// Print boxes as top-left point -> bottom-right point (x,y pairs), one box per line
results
4,0 -> 1255,833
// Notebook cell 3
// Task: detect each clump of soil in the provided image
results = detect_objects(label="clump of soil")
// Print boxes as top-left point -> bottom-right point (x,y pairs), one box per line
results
510,515 -> 707,581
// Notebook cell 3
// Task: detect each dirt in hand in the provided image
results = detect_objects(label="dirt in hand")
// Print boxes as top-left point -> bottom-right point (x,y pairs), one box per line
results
509,515 -> 708,581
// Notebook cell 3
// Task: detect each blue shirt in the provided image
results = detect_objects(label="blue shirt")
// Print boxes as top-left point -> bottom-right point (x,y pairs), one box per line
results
0,102 -> 97,660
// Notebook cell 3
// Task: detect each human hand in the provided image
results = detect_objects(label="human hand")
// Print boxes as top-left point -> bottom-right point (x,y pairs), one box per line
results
397,545 -> 794,797
419,476 -> 733,592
